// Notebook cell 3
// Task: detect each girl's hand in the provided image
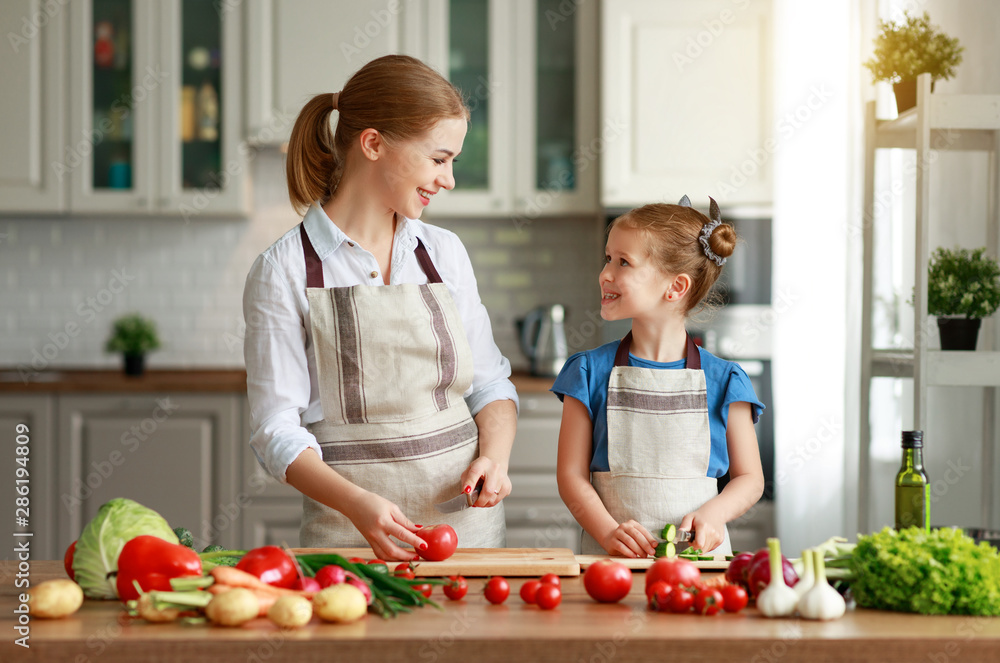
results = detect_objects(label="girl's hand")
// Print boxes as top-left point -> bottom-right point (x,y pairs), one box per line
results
601,520 -> 658,558
679,507 -> 726,553
342,491 -> 427,561
462,456 -> 512,508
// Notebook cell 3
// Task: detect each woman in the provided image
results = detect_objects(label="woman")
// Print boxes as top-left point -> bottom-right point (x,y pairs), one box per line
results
243,55 -> 518,561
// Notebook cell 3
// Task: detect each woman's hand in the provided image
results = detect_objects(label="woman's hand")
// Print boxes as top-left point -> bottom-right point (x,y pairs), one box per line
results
680,506 -> 727,553
601,520 -> 658,558
462,456 -> 511,508
341,491 -> 428,561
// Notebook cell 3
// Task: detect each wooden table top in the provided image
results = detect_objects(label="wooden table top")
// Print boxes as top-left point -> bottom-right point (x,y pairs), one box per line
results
3,561 -> 998,663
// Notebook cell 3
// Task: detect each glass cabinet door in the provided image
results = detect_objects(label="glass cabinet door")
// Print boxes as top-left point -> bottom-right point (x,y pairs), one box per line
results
533,0 -> 576,193
448,0 -> 490,191
90,0 -> 135,192
178,0 -> 222,191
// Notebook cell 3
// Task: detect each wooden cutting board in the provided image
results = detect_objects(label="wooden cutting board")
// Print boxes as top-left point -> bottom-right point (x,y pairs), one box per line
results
575,554 -> 730,571
292,548 -> 581,577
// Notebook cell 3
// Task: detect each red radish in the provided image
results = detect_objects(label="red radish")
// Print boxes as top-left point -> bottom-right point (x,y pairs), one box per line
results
346,577 -> 373,605
291,576 -> 322,592
314,565 -> 347,588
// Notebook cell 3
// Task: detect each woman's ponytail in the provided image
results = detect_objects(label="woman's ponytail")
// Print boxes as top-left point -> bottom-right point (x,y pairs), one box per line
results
285,93 -> 340,215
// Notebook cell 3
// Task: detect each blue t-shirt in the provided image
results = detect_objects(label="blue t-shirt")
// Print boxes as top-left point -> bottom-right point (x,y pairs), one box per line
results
550,340 -> 765,477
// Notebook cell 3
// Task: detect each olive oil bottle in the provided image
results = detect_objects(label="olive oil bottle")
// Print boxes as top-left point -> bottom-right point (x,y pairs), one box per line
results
894,430 -> 930,531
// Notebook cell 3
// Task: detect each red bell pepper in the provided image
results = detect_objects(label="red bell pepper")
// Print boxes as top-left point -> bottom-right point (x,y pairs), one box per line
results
234,545 -> 297,588
115,535 -> 202,602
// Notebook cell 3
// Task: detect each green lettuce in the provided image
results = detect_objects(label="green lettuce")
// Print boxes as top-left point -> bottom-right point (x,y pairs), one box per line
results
73,498 -> 178,599
850,526 -> 1000,616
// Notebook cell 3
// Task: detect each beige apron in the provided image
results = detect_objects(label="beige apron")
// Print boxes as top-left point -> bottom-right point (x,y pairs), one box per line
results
297,223 -> 505,548
582,331 -> 731,556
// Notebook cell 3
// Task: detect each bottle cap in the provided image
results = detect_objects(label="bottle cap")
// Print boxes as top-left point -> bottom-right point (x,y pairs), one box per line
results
902,430 -> 923,448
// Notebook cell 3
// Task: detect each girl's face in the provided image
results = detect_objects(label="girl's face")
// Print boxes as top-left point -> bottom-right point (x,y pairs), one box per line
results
600,225 -> 671,321
376,117 -> 467,219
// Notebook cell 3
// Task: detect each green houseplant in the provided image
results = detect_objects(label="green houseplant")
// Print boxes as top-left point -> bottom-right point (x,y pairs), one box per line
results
927,247 -> 1000,350
105,314 -> 161,375
863,11 -> 964,113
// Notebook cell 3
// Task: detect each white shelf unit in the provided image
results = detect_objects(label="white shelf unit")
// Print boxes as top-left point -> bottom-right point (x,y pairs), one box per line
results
859,74 -> 1000,534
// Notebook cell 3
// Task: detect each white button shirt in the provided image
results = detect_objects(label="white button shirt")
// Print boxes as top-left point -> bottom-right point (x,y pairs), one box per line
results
243,203 -> 519,483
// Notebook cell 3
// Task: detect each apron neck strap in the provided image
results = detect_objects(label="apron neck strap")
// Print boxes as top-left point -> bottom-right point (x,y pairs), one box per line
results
614,330 -> 702,370
299,223 -> 444,287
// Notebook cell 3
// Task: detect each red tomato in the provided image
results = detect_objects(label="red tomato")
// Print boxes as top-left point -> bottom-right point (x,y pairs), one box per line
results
645,579 -> 669,601
314,564 -> 347,588
347,557 -> 367,564
667,587 -> 694,613
649,583 -> 675,612
694,588 -> 724,616
720,584 -> 748,613
520,579 -> 542,604
539,573 -> 561,587
535,584 -> 561,610
646,557 -> 701,591
64,541 -> 76,581
443,575 -> 468,601
394,562 -> 416,580
583,559 -> 633,603
235,545 -> 298,588
484,576 -> 510,604
413,582 -> 433,598
415,524 -> 459,562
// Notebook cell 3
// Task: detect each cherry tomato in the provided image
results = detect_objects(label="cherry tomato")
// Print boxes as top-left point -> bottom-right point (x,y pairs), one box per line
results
443,575 -> 468,600
519,579 -> 542,604
64,541 -> 76,581
649,583 -> 675,612
583,559 -> 633,603
314,564 -> 346,588
645,557 -> 701,592
413,582 -> 433,598
667,587 -> 694,613
720,584 -> 749,613
694,587 -> 724,615
367,559 -> 389,574
415,524 -> 459,562
394,562 -> 416,580
347,557 -> 367,564
539,573 -> 561,587
484,576 -> 510,604
235,545 -> 298,588
645,579 -> 669,601
535,583 -> 562,610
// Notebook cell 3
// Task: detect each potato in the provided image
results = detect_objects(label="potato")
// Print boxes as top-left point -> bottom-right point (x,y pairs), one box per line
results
28,579 -> 84,619
136,593 -> 181,623
205,588 -> 258,626
313,584 -> 367,624
267,595 -> 312,629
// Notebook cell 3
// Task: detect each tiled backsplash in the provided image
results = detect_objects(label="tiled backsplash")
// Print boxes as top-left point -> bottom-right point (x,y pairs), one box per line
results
1,151 -> 605,376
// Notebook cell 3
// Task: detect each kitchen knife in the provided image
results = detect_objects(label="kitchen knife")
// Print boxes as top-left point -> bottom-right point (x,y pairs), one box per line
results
434,479 -> 483,514
654,524 -> 695,545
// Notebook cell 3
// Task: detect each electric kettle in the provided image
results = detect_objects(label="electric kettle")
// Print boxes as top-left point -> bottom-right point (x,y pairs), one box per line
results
517,304 -> 569,377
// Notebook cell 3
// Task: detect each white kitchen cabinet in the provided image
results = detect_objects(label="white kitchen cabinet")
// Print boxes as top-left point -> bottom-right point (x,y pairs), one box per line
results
408,0 -> 598,218
56,393 -> 242,551
67,0 -> 248,217
601,0 -> 773,208
0,0 -> 67,213
0,395 -> 58,560
245,0 -> 410,145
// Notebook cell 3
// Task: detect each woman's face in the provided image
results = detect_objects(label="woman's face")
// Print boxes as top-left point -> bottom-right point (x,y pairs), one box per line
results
377,117 -> 467,219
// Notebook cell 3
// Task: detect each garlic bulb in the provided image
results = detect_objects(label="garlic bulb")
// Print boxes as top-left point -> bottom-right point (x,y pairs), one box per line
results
794,548 -> 815,599
757,538 -> 798,618
798,550 -> 846,620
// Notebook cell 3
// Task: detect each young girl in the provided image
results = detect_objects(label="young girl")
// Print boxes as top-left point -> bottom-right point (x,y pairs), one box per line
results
243,55 -> 518,561
553,197 -> 765,557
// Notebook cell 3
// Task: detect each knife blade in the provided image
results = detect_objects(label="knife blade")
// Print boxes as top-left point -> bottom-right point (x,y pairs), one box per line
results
654,526 -> 695,545
434,480 -> 483,514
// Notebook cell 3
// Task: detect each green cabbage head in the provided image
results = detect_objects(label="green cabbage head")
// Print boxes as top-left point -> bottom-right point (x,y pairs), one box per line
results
73,498 -> 178,599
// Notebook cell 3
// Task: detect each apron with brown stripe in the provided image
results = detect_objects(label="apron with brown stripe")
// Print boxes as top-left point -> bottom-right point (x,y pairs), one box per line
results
581,331 -> 731,556
298,223 -> 505,548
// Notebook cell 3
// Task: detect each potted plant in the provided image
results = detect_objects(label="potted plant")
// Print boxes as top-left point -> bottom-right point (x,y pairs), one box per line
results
926,247 -> 1000,351
863,11 -> 964,114
105,314 -> 161,376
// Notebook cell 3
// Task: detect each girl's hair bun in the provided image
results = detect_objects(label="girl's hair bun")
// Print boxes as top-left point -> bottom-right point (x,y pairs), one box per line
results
708,222 -> 737,260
